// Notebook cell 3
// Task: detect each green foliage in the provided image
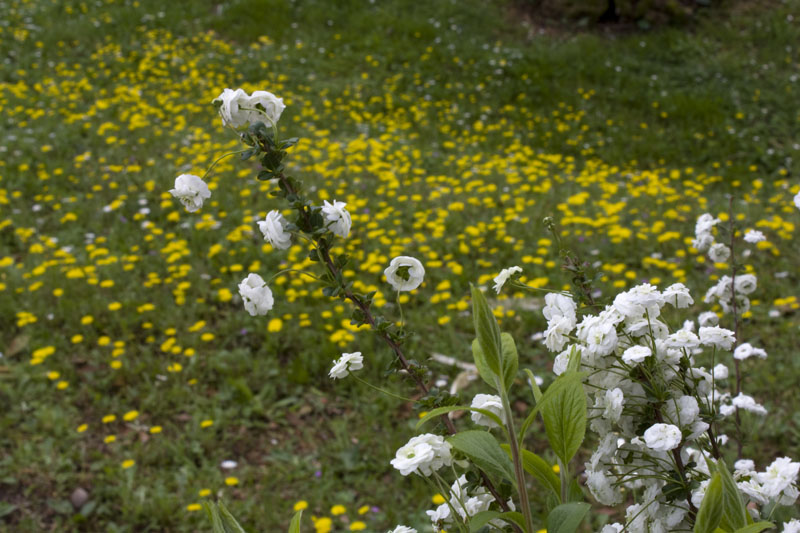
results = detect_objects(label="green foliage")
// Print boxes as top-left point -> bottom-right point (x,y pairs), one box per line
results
541,373 -> 587,465
447,431 -> 517,486
288,510 -> 303,533
501,445 -> 561,499
205,501 -> 248,533
716,459 -> 748,532
546,502 -> 591,533
470,285 -> 503,381
694,473 -> 723,533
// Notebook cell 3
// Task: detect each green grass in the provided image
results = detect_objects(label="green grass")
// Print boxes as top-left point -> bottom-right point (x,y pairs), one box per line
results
1,0 -> 799,531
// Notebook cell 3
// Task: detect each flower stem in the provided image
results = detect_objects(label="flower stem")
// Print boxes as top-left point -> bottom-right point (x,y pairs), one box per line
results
201,149 -> 249,180
349,373 -> 413,403
500,386 -> 535,533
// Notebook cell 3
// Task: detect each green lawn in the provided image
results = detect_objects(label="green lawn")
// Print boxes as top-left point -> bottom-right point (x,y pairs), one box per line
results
1,0 -> 799,531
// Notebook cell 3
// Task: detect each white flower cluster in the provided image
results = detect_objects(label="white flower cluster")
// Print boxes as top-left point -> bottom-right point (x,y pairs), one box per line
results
426,475 -> 513,532
541,281 -> 797,531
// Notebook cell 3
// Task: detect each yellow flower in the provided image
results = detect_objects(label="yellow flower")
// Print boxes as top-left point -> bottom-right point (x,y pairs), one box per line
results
102,414 -> 117,424
149,426 -> 162,434
123,410 -> 139,421
77,424 -> 88,433
198,489 -> 211,497
56,381 -> 69,390
224,477 -> 238,486
432,493 -> 446,505
357,505 -> 369,515
330,504 -> 346,516
200,419 -> 213,428
350,522 -> 366,531
104,435 -> 116,444
186,503 -> 202,512
268,318 -> 283,332
293,500 -> 309,511
121,459 -> 135,469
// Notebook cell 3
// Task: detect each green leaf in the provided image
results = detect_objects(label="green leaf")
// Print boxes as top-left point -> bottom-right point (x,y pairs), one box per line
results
694,472 -> 723,533
501,445 -> 561,498
541,375 -> 587,465
500,333 -> 518,392
416,405 -> 505,430
218,501 -> 247,533
204,502 -> 226,533
288,510 -> 303,533
518,371 -> 586,444
523,369 -> 543,404
716,459 -> 748,532
546,502 -> 591,533
470,284 -> 502,377
732,522 -> 774,533
448,430 -> 516,485
469,511 -> 526,532
471,340 -> 500,393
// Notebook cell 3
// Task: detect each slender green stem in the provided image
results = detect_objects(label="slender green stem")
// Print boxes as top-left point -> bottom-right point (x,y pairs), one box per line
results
266,268 -> 323,284
201,149 -> 249,179
396,290 -> 405,331
559,459 -> 568,504
431,472 -> 468,533
500,384 -> 534,533
348,373 -> 413,403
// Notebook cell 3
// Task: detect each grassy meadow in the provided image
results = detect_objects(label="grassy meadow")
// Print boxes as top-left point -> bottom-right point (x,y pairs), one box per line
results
1,0 -> 800,531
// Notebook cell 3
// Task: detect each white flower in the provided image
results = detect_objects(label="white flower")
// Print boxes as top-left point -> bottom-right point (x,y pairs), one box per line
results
390,434 -> 453,476
643,423 -> 682,451
321,199 -> 352,238
731,393 -> 768,416
245,90 -> 285,126
696,213 -> 720,236
426,504 -> 451,529
600,525 -> 624,533
577,315 -> 618,357
734,274 -> 757,295
470,394 -> 506,429
744,230 -> 766,243
693,232 -> 715,252
665,329 -> 700,350
213,88 -> 250,128
586,469 -> 623,506
237,273 -> 274,316
544,315 -> 574,353
603,388 -> 625,423
543,292 -> 577,322
220,460 -> 238,469
622,345 -> 652,366
384,256 -> 425,292
664,396 -> 700,427
258,210 -> 292,250
662,283 -> 693,308
493,266 -> 522,293
712,363 -> 729,380
758,457 -> 800,499
698,326 -> 735,350
708,243 -> 731,263
784,520 -> 800,533
733,343 -> 767,361
795,191 -> 800,210
388,527 -> 417,533
329,352 -> 364,379
698,311 -> 719,327
613,284 -> 664,319
169,174 -> 211,212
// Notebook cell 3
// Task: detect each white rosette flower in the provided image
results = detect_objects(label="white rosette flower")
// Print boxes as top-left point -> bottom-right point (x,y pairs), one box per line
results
734,274 -> 757,295
733,343 -> 767,361
783,519 -> 800,533
328,352 -> 364,379
321,199 -> 352,238
665,329 -> 700,351
169,174 -> 211,212
543,292 -> 577,352
493,265 -> 522,293
643,423 -> 682,451
384,256 -> 425,292
695,213 -> 720,236
698,311 -> 719,327
744,230 -> 766,243
470,394 -> 506,429
237,273 -> 274,316
622,345 -> 652,366
795,191 -> 800,210
390,434 -> 453,476
699,326 -> 735,350
245,90 -> 285,127
757,457 -> 800,500
577,315 -> 618,357
708,243 -> 731,263
389,527 -> 417,533
731,393 -> 768,416
258,210 -> 292,250
662,283 -> 693,308
213,88 -> 250,128
613,283 -> 664,320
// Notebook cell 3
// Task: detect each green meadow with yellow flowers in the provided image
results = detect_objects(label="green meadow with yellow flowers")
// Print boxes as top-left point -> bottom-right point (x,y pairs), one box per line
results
2,0 -> 800,531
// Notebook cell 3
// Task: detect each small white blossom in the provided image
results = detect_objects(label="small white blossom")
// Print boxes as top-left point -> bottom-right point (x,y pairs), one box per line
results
493,266 -> 522,293
258,210 -> 292,249
695,213 -> 721,236
321,199 -> 352,238
622,345 -> 652,365
733,343 -> 767,360
470,394 -> 506,429
699,326 -> 735,350
744,230 -> 766,243
731,393 -> 768,416
794,191 -> 800,210
643,423 -> 682,451
384,256 -> 425,292
758,457 -> 800,499
213,88 -> 250,128
245,90 -> 285,127
169,174 -> 211,212
708,243 -> 731,263
388,527 -> 417,533
662,283 -> 693,308
734,274 -> 757,295
238,273 -> 274,316
698,311 -> 719,327
666,329 -> 700,350
783,519 -> 800,533
329,352 -> 364,379
390,434 -> 453,476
